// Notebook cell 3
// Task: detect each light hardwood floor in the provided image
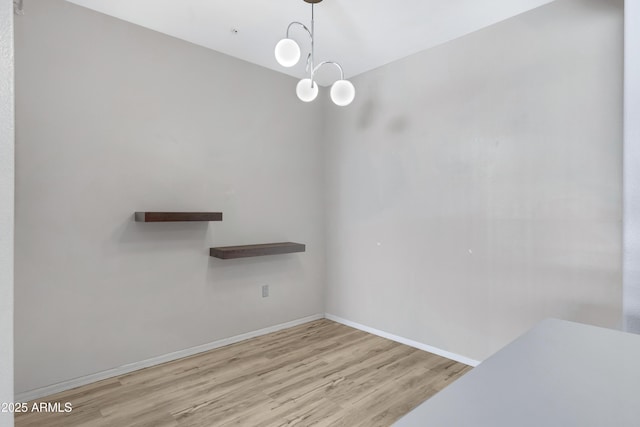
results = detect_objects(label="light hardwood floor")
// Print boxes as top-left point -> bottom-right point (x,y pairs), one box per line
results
15,319 -> 471,427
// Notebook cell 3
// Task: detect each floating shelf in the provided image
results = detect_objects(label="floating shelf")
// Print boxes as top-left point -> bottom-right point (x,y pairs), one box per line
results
210,242 -> 306,259
135,212 -> 223,222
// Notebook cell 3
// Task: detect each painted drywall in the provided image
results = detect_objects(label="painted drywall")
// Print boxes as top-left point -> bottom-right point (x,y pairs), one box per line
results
325,0 -> 623,361
0,0 -> 14,424
624,0 -> 640,333
14,0 -> 325,394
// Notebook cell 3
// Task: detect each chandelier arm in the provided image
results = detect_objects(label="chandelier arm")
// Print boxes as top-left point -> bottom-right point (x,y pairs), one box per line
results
312,61 -> 345,81
286,22 -> 312,40
310,4 -> 315,87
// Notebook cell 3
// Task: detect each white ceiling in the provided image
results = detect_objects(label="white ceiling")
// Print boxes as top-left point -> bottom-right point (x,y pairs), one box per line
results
66,0 -> 554,86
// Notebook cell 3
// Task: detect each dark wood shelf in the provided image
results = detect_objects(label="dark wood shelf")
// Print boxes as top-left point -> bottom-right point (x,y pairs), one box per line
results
135,212 -> 223,222
210,242 -> 306,259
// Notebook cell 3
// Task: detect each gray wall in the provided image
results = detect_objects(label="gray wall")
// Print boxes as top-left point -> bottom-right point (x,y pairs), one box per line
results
0,0 -> 14,424
325,0 -> 623,361
624,0 -> 640,333
14,0 -> 325,393
14,0 -> 626,394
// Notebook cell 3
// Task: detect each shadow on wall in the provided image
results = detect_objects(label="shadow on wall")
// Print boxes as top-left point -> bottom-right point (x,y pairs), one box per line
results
205,255 -> 305,290
388,116 -> 410,133
108,214 -> 210,254
355,78 -> 411,134
357,98 -> 377,130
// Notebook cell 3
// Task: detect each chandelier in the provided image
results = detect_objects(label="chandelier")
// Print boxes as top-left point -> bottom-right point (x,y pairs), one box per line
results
274,0 -> 355,106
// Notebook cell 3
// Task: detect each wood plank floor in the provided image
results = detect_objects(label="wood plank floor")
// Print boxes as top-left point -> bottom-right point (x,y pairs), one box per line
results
15,319 -> 472,427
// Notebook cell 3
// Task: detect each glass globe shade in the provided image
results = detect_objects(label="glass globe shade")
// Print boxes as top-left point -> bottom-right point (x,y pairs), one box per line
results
296,79 -> 319,102
330,80 -> 355,106
274,39 -> 301,68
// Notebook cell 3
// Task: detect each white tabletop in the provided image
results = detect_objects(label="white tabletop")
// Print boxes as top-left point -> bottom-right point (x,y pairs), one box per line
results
394,319 -> 640,427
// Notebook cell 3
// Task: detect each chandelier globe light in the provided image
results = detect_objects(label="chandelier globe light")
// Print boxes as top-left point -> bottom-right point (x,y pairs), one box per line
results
296,78 -> 319,102
330,79 -> 356,106
274,39 -> 301,68
274,0 -> 355,106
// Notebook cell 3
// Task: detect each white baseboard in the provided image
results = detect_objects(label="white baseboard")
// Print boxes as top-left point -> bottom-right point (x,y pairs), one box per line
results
325,313 -> 481,367
15,313 -> 324,402
17,312 -> 479,402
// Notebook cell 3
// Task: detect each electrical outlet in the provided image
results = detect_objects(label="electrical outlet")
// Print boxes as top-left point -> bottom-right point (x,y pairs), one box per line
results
262,285 -> 269,298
